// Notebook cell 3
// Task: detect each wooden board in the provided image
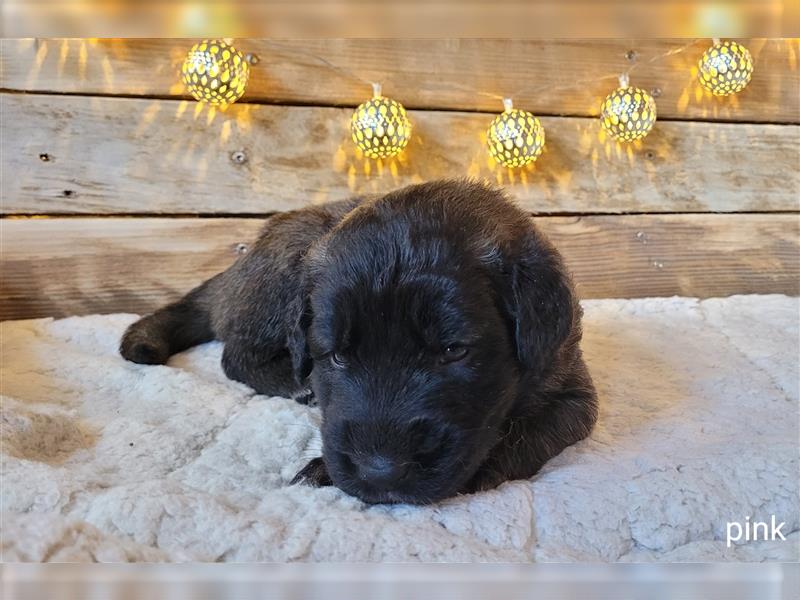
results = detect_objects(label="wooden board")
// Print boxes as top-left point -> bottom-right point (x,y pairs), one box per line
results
3,93 -> 798,215
3,39 -> 798,124
2,214 -> 797,320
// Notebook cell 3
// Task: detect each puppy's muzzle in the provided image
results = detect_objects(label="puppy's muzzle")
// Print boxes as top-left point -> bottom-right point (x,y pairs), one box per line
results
354,454 -> 411,489
331,416 -> 456,490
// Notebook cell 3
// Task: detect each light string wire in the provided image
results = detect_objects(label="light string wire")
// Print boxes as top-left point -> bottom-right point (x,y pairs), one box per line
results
469,38 -> 702,105
257,39 -> 704,110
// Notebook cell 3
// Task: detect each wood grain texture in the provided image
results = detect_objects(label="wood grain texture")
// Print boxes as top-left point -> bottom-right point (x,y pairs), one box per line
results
2,214 -> 797,320
3,39 -> 798,123
4,93 -> 798,215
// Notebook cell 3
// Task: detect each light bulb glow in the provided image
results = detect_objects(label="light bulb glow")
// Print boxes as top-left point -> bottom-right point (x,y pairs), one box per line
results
600,85 -> 657,142
698,40 -> 753,96
486,100 -> 545,168
351,89 -> 411,159
181,39 -> 249,106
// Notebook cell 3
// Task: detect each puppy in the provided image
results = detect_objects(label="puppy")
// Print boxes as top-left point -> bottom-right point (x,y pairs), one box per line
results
121,180 -> 597,504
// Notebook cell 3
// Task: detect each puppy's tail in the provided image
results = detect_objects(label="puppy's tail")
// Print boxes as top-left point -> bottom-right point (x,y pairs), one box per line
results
120,276 -> 218,365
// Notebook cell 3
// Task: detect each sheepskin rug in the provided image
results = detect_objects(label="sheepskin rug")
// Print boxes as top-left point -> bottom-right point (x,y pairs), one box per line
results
2,295 -> 798,562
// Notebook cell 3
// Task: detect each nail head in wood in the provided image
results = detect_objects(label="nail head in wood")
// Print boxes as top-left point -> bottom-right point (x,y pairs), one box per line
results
230,150 -> 248,165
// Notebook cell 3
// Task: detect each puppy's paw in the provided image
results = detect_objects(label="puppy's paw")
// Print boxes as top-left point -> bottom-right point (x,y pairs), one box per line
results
292,389 -> 317,407
290,457 -> 332,487
460,468 -> 504,495
120,327 -> 168,365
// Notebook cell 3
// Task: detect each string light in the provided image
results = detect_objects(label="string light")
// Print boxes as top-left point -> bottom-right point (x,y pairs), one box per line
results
486,99 -> 545,168
172,40 -> 761,163
600,73 -> 657,142
182,39 -> 249,106
698,39 -> 754,96
351,83 -> 412,159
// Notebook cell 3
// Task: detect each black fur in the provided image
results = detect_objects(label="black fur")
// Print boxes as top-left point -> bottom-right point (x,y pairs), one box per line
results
120,180 -> 597,504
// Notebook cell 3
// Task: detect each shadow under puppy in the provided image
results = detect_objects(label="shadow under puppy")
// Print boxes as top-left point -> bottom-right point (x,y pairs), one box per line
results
121,180 -> 597,504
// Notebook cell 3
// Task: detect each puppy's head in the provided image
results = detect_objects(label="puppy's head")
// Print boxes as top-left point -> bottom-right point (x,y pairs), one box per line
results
290,181 -> 575,504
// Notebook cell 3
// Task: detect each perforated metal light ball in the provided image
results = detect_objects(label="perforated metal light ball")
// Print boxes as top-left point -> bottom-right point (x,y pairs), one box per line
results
486,99 -> 545,168
698,40 -> 753,96
182,39 -> 249,106
600,79 -> 657,142
351,84 -> 411,159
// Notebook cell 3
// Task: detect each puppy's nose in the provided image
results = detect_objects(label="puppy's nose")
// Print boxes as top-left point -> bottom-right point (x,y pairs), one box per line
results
356,455 -> 409,489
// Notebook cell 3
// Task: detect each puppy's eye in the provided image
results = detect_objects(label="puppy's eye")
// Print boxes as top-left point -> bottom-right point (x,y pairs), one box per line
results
330,352 -> 347,369
440,345 -> 469,364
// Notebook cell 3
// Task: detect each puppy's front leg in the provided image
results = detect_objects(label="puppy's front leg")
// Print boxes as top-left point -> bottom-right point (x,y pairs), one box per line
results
461,418 -> 551,494
221,340 -> 300,398
463,371 -> 597,493
290,457 -> 332,487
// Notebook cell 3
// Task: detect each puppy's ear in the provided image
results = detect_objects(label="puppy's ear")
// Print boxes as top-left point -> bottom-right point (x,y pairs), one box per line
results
505,230 -> 576,372
286,282 -> 313,386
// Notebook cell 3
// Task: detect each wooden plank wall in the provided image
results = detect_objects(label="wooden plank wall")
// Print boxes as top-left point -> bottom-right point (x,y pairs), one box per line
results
1,39 -> 799,320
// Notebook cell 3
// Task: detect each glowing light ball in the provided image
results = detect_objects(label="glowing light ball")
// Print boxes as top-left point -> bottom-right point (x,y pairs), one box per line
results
600,76 -> 657,142
351,84 -> 411,159
182,39 -> 249,106
486,99 -> 545,168
698,39 -> 753,96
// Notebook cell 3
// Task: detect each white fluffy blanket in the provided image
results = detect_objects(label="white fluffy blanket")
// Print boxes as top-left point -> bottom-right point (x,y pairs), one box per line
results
2,295 -> 798,562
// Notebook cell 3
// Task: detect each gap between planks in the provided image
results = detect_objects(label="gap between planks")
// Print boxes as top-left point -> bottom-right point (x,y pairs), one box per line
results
3,88 -> 800,127
3,211 -> 800,220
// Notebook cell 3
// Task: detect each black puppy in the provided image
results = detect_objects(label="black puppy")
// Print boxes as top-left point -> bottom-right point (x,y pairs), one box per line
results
121,180 -> 597,504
